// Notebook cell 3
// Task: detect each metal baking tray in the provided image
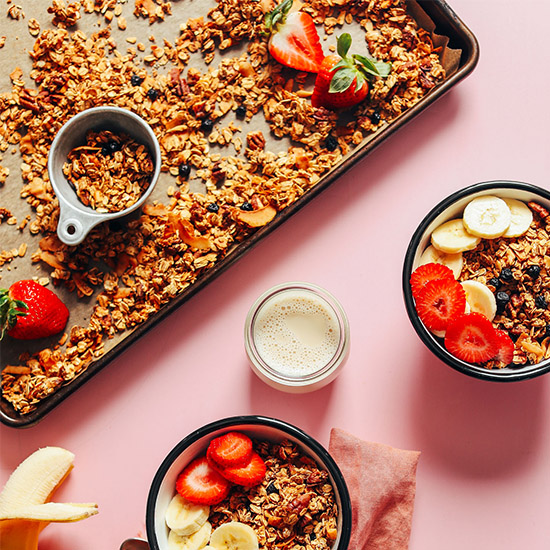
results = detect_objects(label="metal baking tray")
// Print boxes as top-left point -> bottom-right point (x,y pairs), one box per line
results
0,0 -> 479,427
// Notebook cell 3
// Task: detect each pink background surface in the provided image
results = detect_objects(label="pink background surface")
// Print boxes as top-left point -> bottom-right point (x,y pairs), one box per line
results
2,0 -> 550,548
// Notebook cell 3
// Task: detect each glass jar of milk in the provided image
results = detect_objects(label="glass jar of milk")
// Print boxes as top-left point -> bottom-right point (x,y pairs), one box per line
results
244,282 -> 350,393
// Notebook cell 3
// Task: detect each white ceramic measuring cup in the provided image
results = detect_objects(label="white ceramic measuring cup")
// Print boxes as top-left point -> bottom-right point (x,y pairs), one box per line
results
48,106 -> 161,246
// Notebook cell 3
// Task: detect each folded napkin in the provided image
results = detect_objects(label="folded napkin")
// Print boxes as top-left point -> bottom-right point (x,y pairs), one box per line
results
329,428 -> 420,550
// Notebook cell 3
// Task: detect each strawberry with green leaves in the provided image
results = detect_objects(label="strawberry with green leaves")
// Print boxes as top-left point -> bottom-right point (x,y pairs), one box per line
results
312,33 -> 391,111
0,280 -> 69,340
265,0 -> 324,73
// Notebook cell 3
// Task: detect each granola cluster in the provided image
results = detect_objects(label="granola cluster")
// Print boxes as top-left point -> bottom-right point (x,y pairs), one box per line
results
1,0 -> 446,414
63,130 -> 155,213
210,439 -> 339,550
460,202 -> 550,368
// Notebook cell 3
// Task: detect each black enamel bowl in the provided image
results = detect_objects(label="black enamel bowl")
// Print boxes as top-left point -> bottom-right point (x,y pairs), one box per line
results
403,180 -> 550,382
146,415 -> 352,550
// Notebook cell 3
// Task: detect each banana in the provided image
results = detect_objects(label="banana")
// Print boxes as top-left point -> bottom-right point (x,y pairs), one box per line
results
418,245 -> 463,279
209,521 -> 259,550
168,520 -> 212,550
0,447 -> 74,514
0,502 -> 98,522
165,493 -> 210,536
503,198 -> 533,237
462,195 -> 511,239
0,447 -> 98,550
460,280 -> 497,321
431,219 -> 481,254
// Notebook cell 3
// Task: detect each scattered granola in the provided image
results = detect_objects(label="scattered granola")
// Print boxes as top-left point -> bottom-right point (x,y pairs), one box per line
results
62,130 -> 155,213
1,0 -> 448,414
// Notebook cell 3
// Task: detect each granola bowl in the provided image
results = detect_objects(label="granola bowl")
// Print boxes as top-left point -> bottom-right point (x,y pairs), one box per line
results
146,415 -> 352,550
48,106 -> 161,246
403,180 -> 550,382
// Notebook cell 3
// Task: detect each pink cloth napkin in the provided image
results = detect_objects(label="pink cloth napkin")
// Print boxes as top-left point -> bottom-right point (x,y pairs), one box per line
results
329,428 -> 420,550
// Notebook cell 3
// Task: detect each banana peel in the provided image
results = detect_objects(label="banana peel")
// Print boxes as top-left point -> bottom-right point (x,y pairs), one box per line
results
0,447 -> 98,550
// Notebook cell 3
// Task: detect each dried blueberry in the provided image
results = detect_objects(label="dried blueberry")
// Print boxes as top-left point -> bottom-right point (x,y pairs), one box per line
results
545,325 -> 550,337
488,277 -> 501,289
499,267 -> 514,283
101,145 -> 110,156
235,105 -> 247,119
526,265 -> 541,279
240,202 -> 253,211
206,203 -> 219,213
201,118 -> 214,132
535,295 -> 547,309
147,88 -> 159,101
130,74 -> 144,86
325,135 -> 338,152
266,481 -> 278,494
369,110 -> 381,125
107,139 -> 121,153
496,291 -> 510,313
178,164 -> 190,179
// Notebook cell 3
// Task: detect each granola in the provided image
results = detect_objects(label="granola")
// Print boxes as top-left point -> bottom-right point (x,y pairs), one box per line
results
1,0 -> 447,414
460,202 -> 550,368
62,130 -> 155,213
210,439 -> 338,550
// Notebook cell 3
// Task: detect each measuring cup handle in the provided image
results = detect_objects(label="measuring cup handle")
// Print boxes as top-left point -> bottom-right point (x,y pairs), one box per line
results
56,206 -> 100,246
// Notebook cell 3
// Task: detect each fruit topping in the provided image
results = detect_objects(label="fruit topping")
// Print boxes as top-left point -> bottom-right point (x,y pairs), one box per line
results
430,218 -> 481,254
460,280 -> 497,321
502,197 -> 533,237
499,267 -> 514,283
1,280 -> 69,341
209,521 -> 259,550
410,262 -> 455,299
206,432 -> 253,468
462,195 -> 511,239
311,33 -> 391,111
264,0 -> 324,73
214,451 -> 267,488
176,457 -> 232,506
165,493 -> 210,537
492,329 -> 515,366
526,264 -> 541,279
444,313 -> 499,364
417,245 -> 463,279
414,278 -> 466,333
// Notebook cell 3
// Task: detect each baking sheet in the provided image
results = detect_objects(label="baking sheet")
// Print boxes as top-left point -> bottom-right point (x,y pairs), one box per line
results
0,0 -> 479,426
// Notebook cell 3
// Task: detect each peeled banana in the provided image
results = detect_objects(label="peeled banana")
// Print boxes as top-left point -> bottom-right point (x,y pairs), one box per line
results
0,447 -> 98,550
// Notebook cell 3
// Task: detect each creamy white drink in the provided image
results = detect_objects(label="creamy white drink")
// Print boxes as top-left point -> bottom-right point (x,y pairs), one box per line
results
253,290 -> 340,378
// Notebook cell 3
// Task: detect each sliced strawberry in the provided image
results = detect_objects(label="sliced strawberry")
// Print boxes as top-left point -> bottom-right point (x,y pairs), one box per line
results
415,278 -> 466,332
206,431 -> 253,468
445,313 -> 499,363
216,451 -> 266,487
493,329 -> 515,365
175,456 -> 231,505
410,262 -> 455,299
265,0 -> 324,73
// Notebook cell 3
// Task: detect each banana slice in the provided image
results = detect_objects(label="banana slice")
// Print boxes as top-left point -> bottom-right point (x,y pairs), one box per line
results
431,219 -> 481,254
168,520 -> 212,550
418,245 -> 463,279
209,521 -> 259,550
503,198 -> 533,237
165,494 -> 209,537
460,280 -> 497,321
463,195 -> 511,238
0,447 -> 75,514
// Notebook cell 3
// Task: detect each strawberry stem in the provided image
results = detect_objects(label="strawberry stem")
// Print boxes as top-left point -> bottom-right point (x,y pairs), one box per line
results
264,0 -> 293,34
0,288 -> 28,340
329,33 -> 391,94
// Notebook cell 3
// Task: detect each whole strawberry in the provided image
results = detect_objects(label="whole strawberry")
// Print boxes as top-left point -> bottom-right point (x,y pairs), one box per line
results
0,280 -> 69,340
311,33 -> 391,111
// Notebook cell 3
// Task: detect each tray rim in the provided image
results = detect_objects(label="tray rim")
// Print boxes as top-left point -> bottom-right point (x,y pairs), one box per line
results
1,0 -> 480,428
